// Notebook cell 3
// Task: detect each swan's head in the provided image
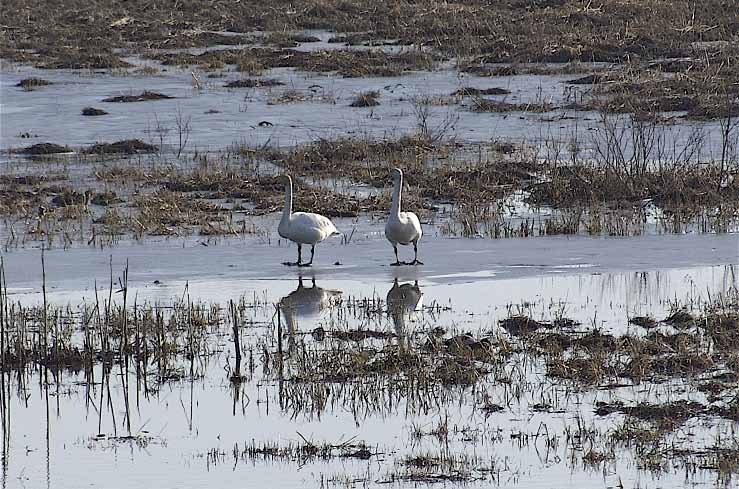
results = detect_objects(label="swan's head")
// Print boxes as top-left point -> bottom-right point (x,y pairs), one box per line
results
391,168 -> 403,183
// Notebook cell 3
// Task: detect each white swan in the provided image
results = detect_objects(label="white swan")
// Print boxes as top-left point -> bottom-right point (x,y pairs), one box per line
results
278,175 -> 340,266
385,168 -> 423,266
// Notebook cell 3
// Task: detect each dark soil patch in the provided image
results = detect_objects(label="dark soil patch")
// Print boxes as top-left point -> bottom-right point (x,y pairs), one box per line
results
82,107 -> 108,116
85,139 -> 157,155
102,91 -> 174,103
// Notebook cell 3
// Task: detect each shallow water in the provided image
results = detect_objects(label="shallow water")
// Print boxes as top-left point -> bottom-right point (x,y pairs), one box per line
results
1,230 -> 737,488
1,57 -> 727,161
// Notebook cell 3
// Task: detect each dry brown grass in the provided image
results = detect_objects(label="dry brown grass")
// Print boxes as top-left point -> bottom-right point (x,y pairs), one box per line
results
4,0 -> 736,66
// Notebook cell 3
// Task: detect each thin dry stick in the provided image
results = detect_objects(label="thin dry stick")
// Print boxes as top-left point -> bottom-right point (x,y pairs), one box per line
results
230,301 -> 242,382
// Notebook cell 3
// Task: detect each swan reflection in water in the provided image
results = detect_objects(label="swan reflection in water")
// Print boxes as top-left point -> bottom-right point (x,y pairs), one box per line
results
278,276 -> 342,337
386,278 -> 423,334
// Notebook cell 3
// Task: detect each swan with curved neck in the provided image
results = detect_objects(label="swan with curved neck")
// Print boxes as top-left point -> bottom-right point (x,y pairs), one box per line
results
278,175 -> 339,266
385,168 -> 423,265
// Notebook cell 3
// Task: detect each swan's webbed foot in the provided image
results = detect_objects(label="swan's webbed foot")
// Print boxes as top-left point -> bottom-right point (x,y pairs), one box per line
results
298,262 -> 313,268
409,259 -> 424,266
390,261 -> 403,266
283,261 -> 301,267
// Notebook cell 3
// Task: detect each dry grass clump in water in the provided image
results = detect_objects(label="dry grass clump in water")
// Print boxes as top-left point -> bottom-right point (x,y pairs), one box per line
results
527,156 -> 739,212
102,91 -> 174,103
470,97 -> 555,113
160,166 -> 370,217
286,330 -> 503,387
263,32 -> 321,48
134,189 -> 224,235
581,62 -> 739,121
85,139 -> 157,155
16,77 -> 51,90
37,47 -> 132,69
82,107 -> 108,116
17,142 -> 72,155
453,87 -> 510,96
208,439 -> 374,466
596,400 -> 707,432
224,78 -> 284,88
147,47 -> 435,77
349,90 -> 380,107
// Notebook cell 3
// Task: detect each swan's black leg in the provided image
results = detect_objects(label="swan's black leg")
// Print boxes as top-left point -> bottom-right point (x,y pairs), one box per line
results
410,241 -> 424,265
299,245 -> 314,267
391,244 -> 402,266
283,243 -> 302,266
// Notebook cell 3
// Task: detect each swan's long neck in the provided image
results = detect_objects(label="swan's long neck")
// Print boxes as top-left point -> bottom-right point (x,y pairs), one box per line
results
281,178 -> 293,224
391,174 -> 402,217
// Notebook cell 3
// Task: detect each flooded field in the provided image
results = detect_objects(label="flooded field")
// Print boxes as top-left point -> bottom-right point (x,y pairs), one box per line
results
2,1 -> 739,487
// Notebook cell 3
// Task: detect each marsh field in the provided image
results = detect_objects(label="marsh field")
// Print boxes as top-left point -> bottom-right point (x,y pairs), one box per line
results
1,1 -> 739,488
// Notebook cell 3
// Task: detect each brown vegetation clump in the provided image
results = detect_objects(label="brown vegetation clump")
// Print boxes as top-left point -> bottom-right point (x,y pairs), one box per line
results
18,142 -> 72,155
102,91 -> 174,103
470,97 -> 554,113
598,400 -> 707,432
85,139 -> 157,154
148,47 -> 436,77
38,47 -> 133,69
350,90 -> 381,107
82,107 -> 108,116
453,87 -> 510,96
16,77 -> 51,89
224,78 -> 284,88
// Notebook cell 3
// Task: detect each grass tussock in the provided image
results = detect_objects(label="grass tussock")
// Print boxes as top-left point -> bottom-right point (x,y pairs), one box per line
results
349,90 -> 381,107
81,107 -> 108,116
102,91 -> 174,103
16,77 -> 51,90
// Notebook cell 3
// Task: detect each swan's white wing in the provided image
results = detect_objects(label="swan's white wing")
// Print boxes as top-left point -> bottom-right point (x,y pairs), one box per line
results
289,212 -> 339,243
402,212 -> 423,241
